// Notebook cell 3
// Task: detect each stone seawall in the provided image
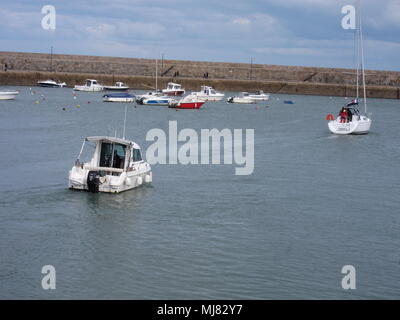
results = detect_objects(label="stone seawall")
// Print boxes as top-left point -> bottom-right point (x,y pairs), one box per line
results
0,51 -> 399,99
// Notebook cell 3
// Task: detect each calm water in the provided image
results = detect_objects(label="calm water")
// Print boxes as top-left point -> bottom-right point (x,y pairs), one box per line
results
0,86 -> 399,299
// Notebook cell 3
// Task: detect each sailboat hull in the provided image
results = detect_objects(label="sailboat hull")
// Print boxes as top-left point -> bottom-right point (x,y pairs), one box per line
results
328,116 -> 371,135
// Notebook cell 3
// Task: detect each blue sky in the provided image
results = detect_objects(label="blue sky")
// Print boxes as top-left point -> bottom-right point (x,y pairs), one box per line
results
0,0 -> 399,70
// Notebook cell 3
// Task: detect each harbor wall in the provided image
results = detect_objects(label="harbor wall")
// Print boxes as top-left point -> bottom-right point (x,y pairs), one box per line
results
0,51 -> 399,99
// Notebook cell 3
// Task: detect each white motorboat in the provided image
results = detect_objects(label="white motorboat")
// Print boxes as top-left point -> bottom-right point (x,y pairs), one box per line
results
103,93 -> 135,103
192,85 -> 224,102
328,2 -> 371,135
68,136 -> 152,193
227,92 -> 257,104
248,90 -> 270,101
162,82 -> 185,96
74,79 -> 103,92
135,91 -> 163,104
142,96 -> 173,106
0,90 -> 19,100
103,82 -> 129,91
37,79 -> 67,88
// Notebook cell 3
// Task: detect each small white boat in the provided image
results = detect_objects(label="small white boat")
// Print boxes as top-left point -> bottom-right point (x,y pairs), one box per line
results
192,85 -> 224,102
135,91 -> 163,104
69,136 -> 152,193
103,93 -> 135,103
248,90 -> 270,101
37,79 -> 67,88
162,82 -> 185,96
227,92 -> 257,104
142,96 -> 173,106
74,79 -> 103,92
0,90 -> 19,100
103,82 -> 129,91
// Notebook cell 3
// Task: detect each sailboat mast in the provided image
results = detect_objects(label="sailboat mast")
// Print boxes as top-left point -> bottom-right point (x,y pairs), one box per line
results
359,3 -> 367,114
155,58 -> 158,92
50,46 -> 53,73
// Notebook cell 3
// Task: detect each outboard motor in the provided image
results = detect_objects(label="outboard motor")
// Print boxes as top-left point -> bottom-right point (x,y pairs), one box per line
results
227,97 -> 233,103
87,171 -> 100,193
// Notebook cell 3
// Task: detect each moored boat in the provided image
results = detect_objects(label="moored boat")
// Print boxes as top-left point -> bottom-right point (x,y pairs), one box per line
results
227,92 -> 256,104
162,82 -> 185,96
103,82 -> 129,91
0,90 -> 19,100
103,93 -> 135,103
168,93 -> 205,109
142,96 -> 173,106
68,136 -> 152,193
74,79 -> 103,92
192,85 -> 224,102
37,79 -> 67,88
248,90 -> 270,101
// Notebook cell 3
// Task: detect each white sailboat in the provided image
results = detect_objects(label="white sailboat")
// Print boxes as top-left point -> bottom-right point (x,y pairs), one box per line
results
328,1 -> 371,135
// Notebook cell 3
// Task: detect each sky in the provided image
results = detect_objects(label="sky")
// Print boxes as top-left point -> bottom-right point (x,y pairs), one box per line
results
0,0 -> 399,71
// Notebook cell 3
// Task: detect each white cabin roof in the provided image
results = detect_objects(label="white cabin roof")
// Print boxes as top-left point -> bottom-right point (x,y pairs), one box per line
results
86,136 -> 140,149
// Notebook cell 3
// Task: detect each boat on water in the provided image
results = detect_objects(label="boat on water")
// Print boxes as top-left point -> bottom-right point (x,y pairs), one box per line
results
68,136 -> 152,193
135,91 -> 163,104
227,92 -> 257,104
0,90 -> 19,100
327,2 -> 371,135
103,82 -> 129,91
103,93 -> 135,103
168,93 -> 206,109
142,96 -> 173,106
74,79 -> 103,92
248,90 -> 270,101
162,82 -> 185,96
37,79 -> 67,88
192,85 -> 224,102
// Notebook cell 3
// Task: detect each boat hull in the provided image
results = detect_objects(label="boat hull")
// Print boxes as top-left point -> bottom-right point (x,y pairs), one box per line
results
103,87 -> 129,91
0,91 -> 19,100
328,116 -> 371,135
74,86 -> 103,92
169,101 -> 205,109
68,166 -> 152,193
103,97 -> 134,103
193,95 -> 224,102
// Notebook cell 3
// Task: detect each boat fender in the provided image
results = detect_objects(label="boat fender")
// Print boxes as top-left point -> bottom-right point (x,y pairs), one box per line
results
144,174 -> 152,183
126,177 -> 132,185
326,114 -> 334,121
136,176 -> 143,186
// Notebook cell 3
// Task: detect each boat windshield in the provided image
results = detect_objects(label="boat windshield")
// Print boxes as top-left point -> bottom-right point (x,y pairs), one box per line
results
99,142 -> 126,169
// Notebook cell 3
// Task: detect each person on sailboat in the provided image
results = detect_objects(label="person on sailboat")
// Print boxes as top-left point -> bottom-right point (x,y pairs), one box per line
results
340,107 -> 347,123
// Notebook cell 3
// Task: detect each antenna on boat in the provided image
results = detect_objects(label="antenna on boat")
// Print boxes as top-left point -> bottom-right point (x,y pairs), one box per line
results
122,105 -> 128,140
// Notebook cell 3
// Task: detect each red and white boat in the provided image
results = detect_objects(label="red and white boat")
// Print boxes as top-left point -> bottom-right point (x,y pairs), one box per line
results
162,82 -> 185,96
168,93 -> 205,109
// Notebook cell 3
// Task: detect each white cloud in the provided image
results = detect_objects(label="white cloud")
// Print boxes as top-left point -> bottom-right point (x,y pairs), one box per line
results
232,18 -> 251,25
